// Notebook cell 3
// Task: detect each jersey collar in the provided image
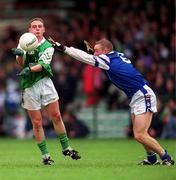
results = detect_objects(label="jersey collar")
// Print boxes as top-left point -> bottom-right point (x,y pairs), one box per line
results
38,37 -> 45,46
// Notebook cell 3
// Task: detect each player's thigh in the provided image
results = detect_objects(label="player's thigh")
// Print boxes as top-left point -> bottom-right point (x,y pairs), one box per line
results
45,101 -> 61,117
133,112 -> 153,133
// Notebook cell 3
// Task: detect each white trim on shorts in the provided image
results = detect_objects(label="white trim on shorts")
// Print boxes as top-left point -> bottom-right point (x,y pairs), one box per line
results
129,85 -> 157,115
22,77 -> 59,110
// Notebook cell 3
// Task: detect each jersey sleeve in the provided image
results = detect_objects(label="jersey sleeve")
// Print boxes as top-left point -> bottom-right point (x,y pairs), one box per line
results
38,47 -> 54,64
65,47 -> 110,70
38,47 -> 54,76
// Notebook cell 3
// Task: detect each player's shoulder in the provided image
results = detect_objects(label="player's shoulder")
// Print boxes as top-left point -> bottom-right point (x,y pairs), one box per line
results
38,38 -> 54,53
44,39 -> 53,47
98,51 -> 120,62
98,54 -> 110,63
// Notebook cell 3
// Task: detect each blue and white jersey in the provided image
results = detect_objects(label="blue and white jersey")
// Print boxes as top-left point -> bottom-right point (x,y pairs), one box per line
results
65,47 -> 149,99
98,51 -> 149,98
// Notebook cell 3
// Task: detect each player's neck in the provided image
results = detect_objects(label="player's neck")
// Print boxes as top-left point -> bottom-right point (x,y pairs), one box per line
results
37,36 -> 44,43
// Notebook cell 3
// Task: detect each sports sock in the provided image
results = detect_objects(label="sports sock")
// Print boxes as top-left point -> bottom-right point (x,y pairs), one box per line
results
58,133 -> 70,150
37,139 -> 49,155
160,150 -> 171,161
147,152 -> 157,163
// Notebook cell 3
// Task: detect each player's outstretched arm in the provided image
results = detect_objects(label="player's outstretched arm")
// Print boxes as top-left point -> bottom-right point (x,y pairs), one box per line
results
48,37 -> 109,70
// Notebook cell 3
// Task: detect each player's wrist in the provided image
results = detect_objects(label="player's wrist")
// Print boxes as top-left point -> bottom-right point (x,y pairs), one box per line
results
55,42 -> 66,52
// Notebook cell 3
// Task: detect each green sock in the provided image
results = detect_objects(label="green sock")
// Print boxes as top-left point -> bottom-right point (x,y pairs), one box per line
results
37,140 -> 49,155
58,133 -> 70,150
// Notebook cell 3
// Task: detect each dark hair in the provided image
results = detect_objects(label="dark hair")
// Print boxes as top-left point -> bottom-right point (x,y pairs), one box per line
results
29,17 -> 44,27
95,38 -> 113,52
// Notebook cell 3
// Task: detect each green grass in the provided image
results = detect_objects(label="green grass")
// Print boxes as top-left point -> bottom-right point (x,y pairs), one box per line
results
0,138 -> 175,180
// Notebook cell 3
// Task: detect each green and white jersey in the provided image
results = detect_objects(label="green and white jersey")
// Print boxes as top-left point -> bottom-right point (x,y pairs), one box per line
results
20,38 -> 54,89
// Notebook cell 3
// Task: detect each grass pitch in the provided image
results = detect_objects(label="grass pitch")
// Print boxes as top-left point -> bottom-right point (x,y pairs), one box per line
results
0,138 -> 175,180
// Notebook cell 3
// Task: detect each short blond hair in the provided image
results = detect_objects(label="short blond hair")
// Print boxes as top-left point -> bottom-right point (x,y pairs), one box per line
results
95,38 -> 113,52
29,17 -> 44,27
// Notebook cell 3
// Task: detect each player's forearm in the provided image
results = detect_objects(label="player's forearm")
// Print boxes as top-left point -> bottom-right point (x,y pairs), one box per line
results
65,47 -> 95,65
30,64 -> 43,72
65,47 -> 109,70
16,56 -> 24,66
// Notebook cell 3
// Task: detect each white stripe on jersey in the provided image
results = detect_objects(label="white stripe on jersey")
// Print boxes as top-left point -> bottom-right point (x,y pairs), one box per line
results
98,54 -> 110,63
39,47 -> 54,64
93,55 -> 110,69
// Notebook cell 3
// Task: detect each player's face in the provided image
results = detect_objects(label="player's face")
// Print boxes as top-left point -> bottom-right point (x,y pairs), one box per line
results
29,20 -> 45,40
94,44 -> 106,56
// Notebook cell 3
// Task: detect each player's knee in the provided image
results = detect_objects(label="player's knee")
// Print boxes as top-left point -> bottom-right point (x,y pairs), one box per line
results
32,119 -> 42,130
133,132 -> 144,143
51,111 -> 62,124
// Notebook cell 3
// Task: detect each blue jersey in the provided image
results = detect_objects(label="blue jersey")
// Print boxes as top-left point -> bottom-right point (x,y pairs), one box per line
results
99,51 -> 149,98
65,47 -> 149,99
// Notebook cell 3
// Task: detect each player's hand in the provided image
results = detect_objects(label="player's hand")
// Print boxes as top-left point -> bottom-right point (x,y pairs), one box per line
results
84,40 -> 94,54
48,37 -> 66,52
17,67 -> 31,76
11,48 -> 24,56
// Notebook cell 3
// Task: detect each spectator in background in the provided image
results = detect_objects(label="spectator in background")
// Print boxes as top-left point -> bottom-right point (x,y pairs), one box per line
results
63,109 -> 90,138
82,64 -> 103,107
53,63 -> 80,112
0,68 -> 6,136
161,101 -> 176,139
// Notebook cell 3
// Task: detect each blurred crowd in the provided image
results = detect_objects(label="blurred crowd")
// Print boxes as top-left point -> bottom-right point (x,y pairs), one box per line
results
0,0 -> 175,139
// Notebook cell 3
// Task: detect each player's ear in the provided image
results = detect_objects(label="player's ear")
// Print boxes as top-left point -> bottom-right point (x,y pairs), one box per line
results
104,48 -> 110,54
102,49 -> 107,54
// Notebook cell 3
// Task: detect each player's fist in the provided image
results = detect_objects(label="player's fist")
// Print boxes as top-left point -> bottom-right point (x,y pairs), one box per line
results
17,67 -> 31,76
11,48 -> 24,56
48,37 -> 66,52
